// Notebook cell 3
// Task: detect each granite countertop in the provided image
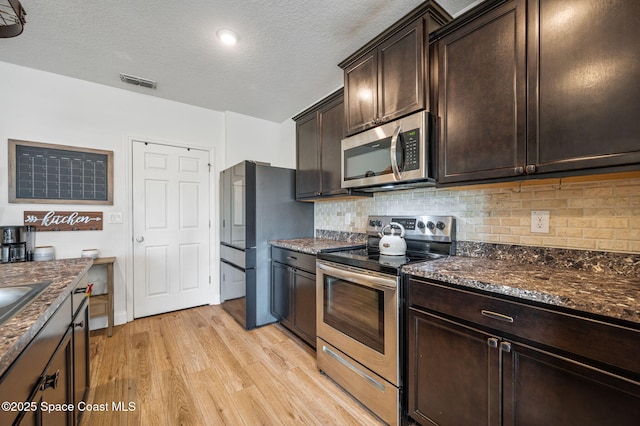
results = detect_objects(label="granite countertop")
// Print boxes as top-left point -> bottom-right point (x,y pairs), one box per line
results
404,256 -> 640,325
269,238 -> 365,255
0,258 -> 93,376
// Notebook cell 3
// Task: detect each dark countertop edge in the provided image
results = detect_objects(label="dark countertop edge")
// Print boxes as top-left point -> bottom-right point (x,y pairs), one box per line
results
268,238 -> 366,255
404,257 -> 640,327
0,258 -> 93,377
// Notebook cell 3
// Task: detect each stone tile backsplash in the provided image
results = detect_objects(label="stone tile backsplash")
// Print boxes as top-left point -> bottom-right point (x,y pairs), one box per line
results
315,176 -> 640,254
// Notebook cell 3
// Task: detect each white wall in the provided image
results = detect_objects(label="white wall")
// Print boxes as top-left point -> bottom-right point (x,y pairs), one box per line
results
0,61 -> 300,329
0,61 -> 226,328
278,118 -> 297,169
224,111 -> 296,169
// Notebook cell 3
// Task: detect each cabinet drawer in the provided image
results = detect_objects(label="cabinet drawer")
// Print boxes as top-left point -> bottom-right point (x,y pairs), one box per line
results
408,277 -> 640,376
220,244 -> 246,269
271,247 -> 316,273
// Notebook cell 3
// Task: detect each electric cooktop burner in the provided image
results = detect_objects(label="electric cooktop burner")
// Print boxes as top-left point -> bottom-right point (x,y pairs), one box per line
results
317,215 -> 456,275
318,248 -> 447,275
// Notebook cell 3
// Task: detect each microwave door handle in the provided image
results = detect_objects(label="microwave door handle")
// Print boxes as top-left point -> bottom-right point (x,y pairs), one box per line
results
390,125 -> 402,180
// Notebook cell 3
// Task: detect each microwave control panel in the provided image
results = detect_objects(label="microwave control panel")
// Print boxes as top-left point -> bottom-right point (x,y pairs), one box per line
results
403,128 -> 420,171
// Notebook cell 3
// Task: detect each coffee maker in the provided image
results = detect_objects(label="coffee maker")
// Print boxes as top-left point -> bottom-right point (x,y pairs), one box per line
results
1,225 -> 34,263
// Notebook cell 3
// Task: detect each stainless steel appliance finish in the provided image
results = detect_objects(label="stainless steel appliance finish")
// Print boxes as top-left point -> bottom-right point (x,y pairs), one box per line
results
0,226 -> 27,263
318,215 -> 456,275
341,111 -> 435,192
0,282 -> 50,327
2,226 -> 22,244
316,214 -> 456,425
219,161 -> 314,329
316,261 -> 401,425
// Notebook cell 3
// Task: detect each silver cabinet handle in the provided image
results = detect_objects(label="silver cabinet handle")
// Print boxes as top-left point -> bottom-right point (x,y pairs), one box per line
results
136,236 -> 145,243
481,310 -> 514,323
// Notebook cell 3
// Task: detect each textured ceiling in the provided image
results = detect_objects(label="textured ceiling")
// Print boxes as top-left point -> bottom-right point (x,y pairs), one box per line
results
0,0 -> 482,123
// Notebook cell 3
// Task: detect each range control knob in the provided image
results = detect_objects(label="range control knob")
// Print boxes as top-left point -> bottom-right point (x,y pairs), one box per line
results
436,221 -> 446,230
376,220 -> 383,227
417,221 -> 426,230
426,221 -> 436,231
369,220 -> 376,227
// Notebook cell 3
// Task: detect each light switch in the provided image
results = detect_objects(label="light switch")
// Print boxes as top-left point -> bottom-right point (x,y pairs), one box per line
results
108,211 -> 123,224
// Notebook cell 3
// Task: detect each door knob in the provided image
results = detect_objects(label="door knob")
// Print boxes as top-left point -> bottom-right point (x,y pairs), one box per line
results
136,236 -> 145,242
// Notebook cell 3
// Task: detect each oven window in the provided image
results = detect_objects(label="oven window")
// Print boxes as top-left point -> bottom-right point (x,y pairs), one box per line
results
344,137 -> 392,180
323,276 -> 384,353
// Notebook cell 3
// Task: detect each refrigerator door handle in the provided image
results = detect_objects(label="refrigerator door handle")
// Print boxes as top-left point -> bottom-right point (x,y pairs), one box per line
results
220,258 -> 246,272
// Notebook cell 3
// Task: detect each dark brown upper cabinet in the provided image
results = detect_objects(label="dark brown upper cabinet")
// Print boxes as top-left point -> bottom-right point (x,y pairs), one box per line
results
294,89 -> 364,200
527,0 -> 640,174
340,2 -> 451,136
436,0 -> 527,184
435,0 -> 640,185
294,109 -> 321,199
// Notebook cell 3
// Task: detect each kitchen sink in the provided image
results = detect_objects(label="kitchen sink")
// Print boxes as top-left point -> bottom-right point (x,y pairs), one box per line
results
0,282 -> 51,327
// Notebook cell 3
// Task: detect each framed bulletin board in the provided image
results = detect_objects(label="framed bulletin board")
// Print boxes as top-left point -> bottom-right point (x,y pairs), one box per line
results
8,139 -> 114,205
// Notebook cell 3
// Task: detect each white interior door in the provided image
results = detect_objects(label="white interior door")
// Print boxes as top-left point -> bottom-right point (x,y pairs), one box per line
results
132,141 -> 210,318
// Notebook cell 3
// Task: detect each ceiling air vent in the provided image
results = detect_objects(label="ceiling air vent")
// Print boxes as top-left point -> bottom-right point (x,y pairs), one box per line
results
119,73 -> 157,89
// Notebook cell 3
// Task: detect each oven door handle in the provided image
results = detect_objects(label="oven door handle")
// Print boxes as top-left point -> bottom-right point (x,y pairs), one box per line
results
317,262 -> 397,290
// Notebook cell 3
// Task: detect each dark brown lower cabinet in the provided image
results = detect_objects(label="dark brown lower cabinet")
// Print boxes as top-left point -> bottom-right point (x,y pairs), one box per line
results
30,328 -> 74,426
407,277 -> 640,426
0,275 -> 90,426
408,311 -> 498,425
503,340 -> 640,426
0,297 -> 74,426
72,299 -> 90,425
271,247 -> 317,348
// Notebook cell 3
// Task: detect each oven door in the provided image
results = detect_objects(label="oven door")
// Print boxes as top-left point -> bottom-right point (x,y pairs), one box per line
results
316,260 -> 398,385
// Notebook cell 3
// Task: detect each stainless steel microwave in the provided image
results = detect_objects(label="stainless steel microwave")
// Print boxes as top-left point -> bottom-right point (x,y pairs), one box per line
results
341,110 -> 435,191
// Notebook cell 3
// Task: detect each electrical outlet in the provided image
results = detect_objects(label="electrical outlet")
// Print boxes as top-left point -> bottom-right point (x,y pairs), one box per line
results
531,210 -> 549,234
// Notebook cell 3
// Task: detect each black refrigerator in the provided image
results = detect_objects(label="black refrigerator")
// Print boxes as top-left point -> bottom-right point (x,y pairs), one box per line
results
220,161 -> 314,329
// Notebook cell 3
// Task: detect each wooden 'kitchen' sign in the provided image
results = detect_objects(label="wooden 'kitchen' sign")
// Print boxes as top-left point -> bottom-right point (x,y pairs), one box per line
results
24,211 -> 103,231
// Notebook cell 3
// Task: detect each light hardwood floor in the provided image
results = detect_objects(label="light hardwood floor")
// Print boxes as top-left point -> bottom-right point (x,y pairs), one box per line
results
80,304 -> 385,426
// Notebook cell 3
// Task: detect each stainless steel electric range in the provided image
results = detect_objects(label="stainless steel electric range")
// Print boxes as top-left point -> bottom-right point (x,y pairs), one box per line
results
316,215 -> 456,425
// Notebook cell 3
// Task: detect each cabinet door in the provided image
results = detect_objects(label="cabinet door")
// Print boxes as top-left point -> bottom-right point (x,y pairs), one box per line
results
292,269 -> 316,348
295,112 -> 321,199
270,261 -> 291,327
318,94 -> 345,196
344,51 -> 378,135
503,340 -> 640,426
39,328 -> 73,426
407,308 -> 500,426
437,0 -> 527,184
378,18 -> 424,124
527,0 -> 640,174
73,300 -> 90,424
